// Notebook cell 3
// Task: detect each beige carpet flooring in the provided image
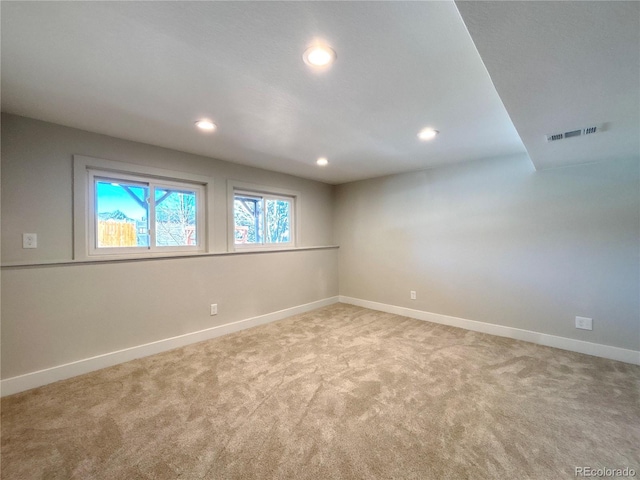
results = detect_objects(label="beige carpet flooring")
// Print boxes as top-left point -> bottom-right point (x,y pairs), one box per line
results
2,303 -> 639,479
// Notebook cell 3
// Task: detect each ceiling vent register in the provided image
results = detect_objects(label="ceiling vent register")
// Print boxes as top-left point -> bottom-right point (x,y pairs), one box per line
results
546,125 -> 603,142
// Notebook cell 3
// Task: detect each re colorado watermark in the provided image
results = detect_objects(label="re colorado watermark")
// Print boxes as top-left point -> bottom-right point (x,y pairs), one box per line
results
575,467 -> 636,477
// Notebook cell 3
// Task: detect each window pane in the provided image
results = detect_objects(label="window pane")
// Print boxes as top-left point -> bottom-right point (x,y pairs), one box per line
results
96,180 -> 149,248
155,188 -> 198,246
265,198 -> 290,243
234,195 -> 263,244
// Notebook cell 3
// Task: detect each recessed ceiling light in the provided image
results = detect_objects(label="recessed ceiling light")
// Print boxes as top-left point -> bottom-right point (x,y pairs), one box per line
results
195,120 -> 216,132
418,127 -> 439,141
303,45 -> 336,68
316,157 -> 329,166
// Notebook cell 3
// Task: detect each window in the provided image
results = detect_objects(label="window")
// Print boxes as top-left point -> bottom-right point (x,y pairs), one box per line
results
228,181 -> 299,250
91,173 -> 203,254
234,192 -> 293,246
74,155 -> 213,260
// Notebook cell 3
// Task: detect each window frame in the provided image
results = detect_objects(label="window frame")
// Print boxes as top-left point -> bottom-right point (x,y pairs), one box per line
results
74,155 -> 214,261
227,180 -> 300,251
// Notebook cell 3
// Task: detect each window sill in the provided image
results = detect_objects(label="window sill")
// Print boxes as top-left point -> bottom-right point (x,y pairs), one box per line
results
232,244 -> 296,253
1,245 -> 339,269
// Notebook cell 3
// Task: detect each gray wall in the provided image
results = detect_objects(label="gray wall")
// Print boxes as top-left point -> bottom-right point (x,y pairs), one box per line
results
2,114 -> 334,264
335,154 -> 640,351
1,114 -> 338,378
3,112 -> 639,380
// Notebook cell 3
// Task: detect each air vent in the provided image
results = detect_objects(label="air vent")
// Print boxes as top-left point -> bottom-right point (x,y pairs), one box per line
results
564,129 -> 581,139
546,124 -> 603,142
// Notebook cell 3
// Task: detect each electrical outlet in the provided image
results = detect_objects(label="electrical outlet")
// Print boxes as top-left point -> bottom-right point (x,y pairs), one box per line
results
410,291 -> 417,300
210,304 -> 218,316
575,316 -> 592,331
22,233 -> 37,249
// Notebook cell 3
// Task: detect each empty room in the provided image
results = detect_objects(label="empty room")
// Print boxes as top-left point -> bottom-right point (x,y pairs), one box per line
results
1,1 -> 638,479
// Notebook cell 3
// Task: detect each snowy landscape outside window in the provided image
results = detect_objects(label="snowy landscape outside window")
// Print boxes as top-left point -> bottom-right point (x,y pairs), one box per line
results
234,191 -> 293,247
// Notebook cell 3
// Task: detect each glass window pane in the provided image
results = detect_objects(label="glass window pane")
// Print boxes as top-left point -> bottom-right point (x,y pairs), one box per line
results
234,195 -> 263,244
155,188 -> 198,247
265,198 -> 290,243
96,180 -> 149,248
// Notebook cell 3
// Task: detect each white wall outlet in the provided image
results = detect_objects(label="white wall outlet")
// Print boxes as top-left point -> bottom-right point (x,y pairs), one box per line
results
410,291 -> 417,300
575,316 -> 593,331
22,233 -> 37,249
210,304 -> 218,316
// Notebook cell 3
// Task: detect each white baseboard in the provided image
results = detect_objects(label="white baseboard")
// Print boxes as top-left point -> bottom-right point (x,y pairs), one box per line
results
340,296 -> 640,366
1,296 -> 340,397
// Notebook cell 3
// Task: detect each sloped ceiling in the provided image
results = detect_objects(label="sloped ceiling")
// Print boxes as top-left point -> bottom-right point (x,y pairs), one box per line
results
1,1 -> 638,184
456,0 -> 640,170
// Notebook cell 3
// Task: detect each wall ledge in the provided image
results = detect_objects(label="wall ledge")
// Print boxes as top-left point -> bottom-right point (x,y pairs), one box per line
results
1,245 -> 339,269
340,296 -> 640,365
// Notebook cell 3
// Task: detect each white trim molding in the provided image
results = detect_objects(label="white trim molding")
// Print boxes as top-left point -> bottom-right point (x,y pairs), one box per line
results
1,296 -> 340,397
340,296 -> 640,366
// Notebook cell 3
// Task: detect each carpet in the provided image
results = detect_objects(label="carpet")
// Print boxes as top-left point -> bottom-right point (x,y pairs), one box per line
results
2,303 -> 639,479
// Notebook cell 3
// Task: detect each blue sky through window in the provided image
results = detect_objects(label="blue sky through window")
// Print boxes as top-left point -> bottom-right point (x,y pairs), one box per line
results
96,181 -> 148,220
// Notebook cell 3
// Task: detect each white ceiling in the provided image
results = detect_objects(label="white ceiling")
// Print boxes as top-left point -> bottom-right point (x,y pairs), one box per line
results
1,2 -> 637,184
